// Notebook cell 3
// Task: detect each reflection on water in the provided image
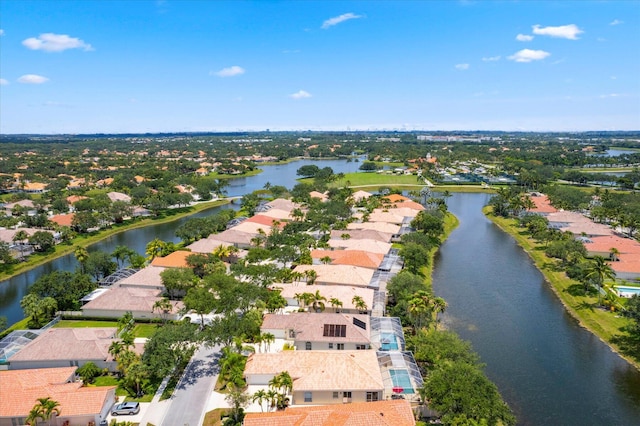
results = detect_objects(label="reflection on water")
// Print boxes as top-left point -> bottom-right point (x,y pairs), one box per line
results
433,192 -> 640,425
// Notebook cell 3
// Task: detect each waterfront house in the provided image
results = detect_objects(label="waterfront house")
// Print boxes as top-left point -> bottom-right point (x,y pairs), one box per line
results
261,312 -> 371,351
274,284 -> 374,315
293,265 -> 375,289
243,399 -> 416,426
244,350 -> 384,405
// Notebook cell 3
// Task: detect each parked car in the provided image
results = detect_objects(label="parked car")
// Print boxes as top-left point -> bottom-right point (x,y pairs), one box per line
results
111,401 -> 140,416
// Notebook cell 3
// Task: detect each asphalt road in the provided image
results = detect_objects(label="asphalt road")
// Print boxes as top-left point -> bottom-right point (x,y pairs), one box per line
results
160,344 -> 221,426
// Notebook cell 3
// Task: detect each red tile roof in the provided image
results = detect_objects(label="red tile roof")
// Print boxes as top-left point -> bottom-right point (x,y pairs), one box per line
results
151,250 -> 192,268
0,367 -> 115,418
244,400 -> 415,426
50,213 -> 75,227
529,194 -> 558,214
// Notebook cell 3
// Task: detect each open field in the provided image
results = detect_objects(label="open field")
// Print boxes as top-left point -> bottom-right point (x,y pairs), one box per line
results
485,207 -> 639,369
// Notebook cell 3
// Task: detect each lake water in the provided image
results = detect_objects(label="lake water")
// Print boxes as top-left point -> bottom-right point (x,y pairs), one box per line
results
433,193 -> 640,425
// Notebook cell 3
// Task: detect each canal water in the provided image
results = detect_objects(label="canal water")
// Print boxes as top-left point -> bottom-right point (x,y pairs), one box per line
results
433,192 -> 640,425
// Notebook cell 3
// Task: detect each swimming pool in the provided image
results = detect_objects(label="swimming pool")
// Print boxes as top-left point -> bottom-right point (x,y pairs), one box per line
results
380,333 -> 399,350
615,285 -> 640,298
389,369 -> 414,394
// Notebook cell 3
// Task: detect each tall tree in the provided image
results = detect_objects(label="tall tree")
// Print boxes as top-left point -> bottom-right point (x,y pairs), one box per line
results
585,256 -> 616,305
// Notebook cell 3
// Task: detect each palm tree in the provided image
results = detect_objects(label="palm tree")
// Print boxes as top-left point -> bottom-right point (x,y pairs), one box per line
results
304,269 -> 317,285
586,256 -> 616,306
25,407 -> 44,426
145,238 -> 166,261
329,297 -> 343,313
261,332 -> 275,352
431,296 -> 448,327
320,255 -> 332,265
33,397 -> 61,426
74,246 -> 89,273
152,297 -> 173,324
310,290 -> 327,312
352,295 -> 368,314
265,389 -> 279,410
252,389 -> 268,412
408,297 -> 430,329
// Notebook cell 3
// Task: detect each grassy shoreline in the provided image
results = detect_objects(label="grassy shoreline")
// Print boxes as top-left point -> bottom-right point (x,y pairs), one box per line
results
0,199 -> 230,283
483,207 -> 639,370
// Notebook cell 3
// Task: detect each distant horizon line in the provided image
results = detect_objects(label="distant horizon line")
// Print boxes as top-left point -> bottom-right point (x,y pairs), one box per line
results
1,129 -> 639,137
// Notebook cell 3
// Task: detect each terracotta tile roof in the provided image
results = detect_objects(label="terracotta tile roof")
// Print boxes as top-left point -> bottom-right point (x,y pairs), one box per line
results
118,265 -> 166,287
244,400 -> 415,426
151,250 -> 192,268
245,214 -> 286,228
329,230 -> 393,243
391,200 -> 425,211
0,367 -> 115,418
259,208 -> 295,221
583,235 -> 640,255
233,221 -> 277,235
215,229 -> 256,246
350,190 -> 373,202
381,194 -> 409,203
293,265 -> 374,288
529,194 -> 558,214
107,191 -> 132,203
267,198 -> 300,212
368,211 -> 411,224
261,313 -> 370,343
347,222 -> 401,235
82,285 -> 182,313
50,213 -> 75,227
561,222 -> 614,237
274,285 -> 374,311
311,250 -> 384,270
10,328 -> 117,362
328,238 -> 392,254
187,238 -> 234,253
0,228 -> 50,244
611,254 -> 640,275
546,211 -> 592,224
22,182 -> 47,191
244,351 -> 383,391
66,195 -> 88,204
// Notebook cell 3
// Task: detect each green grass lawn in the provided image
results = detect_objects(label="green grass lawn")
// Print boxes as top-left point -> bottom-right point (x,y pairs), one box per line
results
485,208 -> 639,368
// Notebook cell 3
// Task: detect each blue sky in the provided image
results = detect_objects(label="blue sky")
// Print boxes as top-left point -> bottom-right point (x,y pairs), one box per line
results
1,0 -> 639,134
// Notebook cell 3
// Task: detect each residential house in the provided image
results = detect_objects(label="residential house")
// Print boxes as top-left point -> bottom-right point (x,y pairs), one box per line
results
7,328 -> 129,372
243,399 -> 416,426
0,367 -> 116,426
261,313 -> 371,351
311,249 -> 384,270
81,285 -> 182,320
329,229 -> 393,243
293,265 -> 375,289
244,350 -> 384,405
328,238 -> 393,255
150,250 -> 192,268
347,222 -> 401,235
274,284 -> 374,315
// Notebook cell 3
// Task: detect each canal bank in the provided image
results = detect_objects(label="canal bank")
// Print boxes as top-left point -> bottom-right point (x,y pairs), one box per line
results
433,192 -> 640,425
484,206 -> 639,371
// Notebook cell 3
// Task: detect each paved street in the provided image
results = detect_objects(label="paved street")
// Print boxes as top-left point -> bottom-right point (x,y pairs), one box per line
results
160,344 -> 221,426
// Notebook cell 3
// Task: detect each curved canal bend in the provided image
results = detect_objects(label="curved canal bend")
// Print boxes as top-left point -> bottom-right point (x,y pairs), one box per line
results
1,162 -> 639,424
433,192 -> 640,425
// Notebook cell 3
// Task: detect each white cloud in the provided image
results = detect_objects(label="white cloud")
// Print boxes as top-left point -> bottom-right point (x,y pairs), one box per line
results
212,66 -> 245,77
508,49 -> 551,63
0,29 -> 4,36
599,93 -> 622,98
22,33 -> 93,52
455,63 -> 470,70
289,90 -> 312,99
321,13 -> 362,29
610,19 -> 623,26
18,74 -> 49,84
482,56 -> 501,62
532,24 -> 583,40
0,78 -> 8,85
516,34 -> 534,42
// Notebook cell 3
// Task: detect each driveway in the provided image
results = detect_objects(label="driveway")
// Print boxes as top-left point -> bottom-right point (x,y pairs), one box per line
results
105,402 -> 150,424
160,344 -> 221,426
